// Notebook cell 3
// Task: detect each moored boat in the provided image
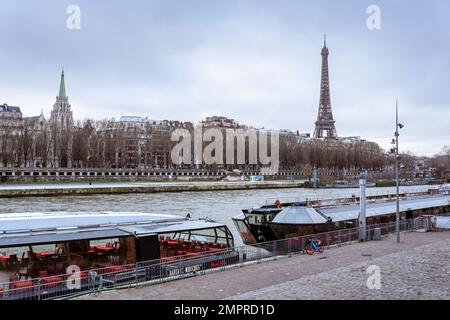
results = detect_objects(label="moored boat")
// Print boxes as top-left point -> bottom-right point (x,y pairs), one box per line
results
0,212 -> 237,300
233,188 -> 450,244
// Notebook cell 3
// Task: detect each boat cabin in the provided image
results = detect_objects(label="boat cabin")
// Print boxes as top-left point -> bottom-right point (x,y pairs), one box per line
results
0,212 -> 234,285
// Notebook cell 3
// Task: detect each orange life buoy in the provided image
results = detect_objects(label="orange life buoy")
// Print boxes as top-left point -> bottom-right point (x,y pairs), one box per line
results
274,200 -> 282,209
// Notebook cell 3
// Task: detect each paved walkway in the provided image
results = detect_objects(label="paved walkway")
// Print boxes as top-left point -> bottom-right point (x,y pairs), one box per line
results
79,231 -> 450,300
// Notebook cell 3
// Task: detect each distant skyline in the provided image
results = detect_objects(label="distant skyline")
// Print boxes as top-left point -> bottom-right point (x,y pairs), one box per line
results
1,0 -> 449,156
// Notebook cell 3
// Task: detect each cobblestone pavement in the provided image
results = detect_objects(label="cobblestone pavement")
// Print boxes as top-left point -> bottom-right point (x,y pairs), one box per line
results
228,238 -> 450,300
80,231 -> 450,300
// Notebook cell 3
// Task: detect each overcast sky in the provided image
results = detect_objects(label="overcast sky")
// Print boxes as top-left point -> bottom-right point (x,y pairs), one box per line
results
1,0 -> 449,156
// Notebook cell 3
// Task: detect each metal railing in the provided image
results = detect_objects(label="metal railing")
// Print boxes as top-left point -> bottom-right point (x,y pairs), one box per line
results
264,186 -> 439,206
0,219 -> 423,300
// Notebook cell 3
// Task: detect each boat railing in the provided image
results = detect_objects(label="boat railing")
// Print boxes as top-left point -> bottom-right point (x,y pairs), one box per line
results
0,217 -> 428,301
264,186 -> 440,207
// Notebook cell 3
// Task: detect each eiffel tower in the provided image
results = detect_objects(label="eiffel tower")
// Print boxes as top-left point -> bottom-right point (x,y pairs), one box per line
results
313,35 -> 338,139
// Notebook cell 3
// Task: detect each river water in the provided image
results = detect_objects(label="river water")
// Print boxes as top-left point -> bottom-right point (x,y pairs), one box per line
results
0,185 -> 431,245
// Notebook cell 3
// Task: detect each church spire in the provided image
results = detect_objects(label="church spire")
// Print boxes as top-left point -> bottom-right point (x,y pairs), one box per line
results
59,68 -> 66,98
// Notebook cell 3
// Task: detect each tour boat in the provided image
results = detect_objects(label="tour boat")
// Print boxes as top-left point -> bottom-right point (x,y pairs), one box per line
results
0,212 -> 237,299
233,187 -> 450,244
234,201 -> 307,244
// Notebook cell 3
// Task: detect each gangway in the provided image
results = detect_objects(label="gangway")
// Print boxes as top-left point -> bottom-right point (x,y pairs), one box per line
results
436,216 -> 450,230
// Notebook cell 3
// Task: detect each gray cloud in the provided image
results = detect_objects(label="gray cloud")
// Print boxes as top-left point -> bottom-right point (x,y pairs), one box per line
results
0,0 -> 449,156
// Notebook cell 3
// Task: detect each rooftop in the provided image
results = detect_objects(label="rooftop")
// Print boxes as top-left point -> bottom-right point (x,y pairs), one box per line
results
119,116 -> 150,123
0,104 -> 21,114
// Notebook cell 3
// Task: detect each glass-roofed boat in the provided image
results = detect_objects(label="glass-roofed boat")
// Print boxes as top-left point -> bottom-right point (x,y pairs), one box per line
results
233,187 -> 450,244
0,212 -> 237,299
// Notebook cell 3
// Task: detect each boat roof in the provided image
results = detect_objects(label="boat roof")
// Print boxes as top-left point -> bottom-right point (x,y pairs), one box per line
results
319,195 -> 450,223
0,212 -> 227,248
0,228 -> 130,248
0,212 -> 184,233
272,207 -> 328,225
119,220 -> 226,235
269,195 -> 450,225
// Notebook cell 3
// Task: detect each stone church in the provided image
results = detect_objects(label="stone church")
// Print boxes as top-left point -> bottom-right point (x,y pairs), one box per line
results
0,69 -> 74,168
49,69 -> 74,168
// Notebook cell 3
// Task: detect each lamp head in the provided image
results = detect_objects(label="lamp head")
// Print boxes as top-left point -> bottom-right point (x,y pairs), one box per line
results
398,123 -> 404,129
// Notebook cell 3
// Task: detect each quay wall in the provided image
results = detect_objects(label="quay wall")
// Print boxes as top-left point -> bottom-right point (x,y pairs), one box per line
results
0,181 -> 306,198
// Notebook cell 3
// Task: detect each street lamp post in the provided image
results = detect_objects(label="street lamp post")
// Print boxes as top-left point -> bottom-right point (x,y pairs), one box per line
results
359,177 -> 367,242
392,100 -> 404,243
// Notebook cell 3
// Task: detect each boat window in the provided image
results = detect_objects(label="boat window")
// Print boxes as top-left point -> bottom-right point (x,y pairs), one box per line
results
0,237 -> 136,283
161,228 -> 231,244
233,219 -> 256,244
248,214 -> 264,225
159,233 -> 176,240
158,227 -> 232,259
31,244 -> 55,252
0,246 -> 28,257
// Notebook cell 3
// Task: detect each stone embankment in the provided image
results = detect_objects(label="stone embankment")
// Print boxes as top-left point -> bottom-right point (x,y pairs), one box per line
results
0,180 -> 304,198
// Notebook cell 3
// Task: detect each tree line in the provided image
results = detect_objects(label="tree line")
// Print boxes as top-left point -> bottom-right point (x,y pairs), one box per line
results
1,117 -> 449,182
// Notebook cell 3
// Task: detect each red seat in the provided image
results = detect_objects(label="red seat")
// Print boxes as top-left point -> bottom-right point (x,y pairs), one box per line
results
166,240 -> 179,250
95,246 -> 114,254
104,266 -> 128,273
11,280 -> 33,289
161,257 -> 178,264
211,260 -> 226,268
186,252 -> 202,258
42,277 -> 63,289
0,255 -> 11,269
10,280 -> 34,294
0,288 -> 3,297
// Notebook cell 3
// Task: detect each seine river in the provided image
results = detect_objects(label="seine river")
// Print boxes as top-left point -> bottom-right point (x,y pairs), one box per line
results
0,185 -> 430,245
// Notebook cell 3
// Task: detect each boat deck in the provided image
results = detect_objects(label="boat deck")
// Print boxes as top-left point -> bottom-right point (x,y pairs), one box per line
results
319,195 -> 450,222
